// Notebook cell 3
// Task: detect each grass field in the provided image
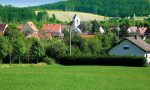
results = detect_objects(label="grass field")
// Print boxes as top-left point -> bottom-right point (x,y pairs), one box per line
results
35,10 -> 109,22
0,64 -> 150,90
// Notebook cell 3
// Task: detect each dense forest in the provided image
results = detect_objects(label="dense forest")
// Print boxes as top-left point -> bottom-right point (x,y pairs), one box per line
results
0,0 -> 150,23
0,5 -> 36,23
35,0 -> 150,17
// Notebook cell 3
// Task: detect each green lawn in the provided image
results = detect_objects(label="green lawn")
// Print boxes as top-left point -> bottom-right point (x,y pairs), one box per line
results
0,64 -> 150,90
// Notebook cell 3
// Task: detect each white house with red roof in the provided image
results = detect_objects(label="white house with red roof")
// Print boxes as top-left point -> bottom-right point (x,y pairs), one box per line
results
0,24 -> 8,35
41,24 -> 62,38
20,22 -> 38,37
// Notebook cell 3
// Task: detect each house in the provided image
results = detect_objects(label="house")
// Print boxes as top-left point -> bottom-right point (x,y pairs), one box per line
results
109,26 -> 120,32
108,37 -> 150,62
137,27 -> 147,35
127,26 -> 147,35
26,32 -> 40,39
20,22 -> 38,37
0,24 -> 8,35
127,26 -> 138,33
144,28 -> 150,37
41,24 -> 62,38
80,34 -> 95,38
99,26 -> 105,34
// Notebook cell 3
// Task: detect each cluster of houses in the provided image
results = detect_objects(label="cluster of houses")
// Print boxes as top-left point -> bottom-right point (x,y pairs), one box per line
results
0,14 -> 150,63
1,14 -> 150,39
17,22 -> 63,39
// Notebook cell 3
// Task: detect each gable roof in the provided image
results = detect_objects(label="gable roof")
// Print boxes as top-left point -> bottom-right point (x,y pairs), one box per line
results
73,14 -> 77,19
109,37 -> 150,52
145,28 -> 150,35
125,37 -> 150,52
0,24 -> 7,32
129,26 -> 138,32
137,27 -> 147,35
26,22 -> 38,31
41,24 -> 61,32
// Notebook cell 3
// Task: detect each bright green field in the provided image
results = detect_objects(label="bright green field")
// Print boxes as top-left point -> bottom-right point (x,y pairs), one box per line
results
0,64 -> 150,90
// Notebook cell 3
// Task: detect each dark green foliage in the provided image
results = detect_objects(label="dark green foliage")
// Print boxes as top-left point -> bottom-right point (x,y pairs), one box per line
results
0,5 -> 35,23
30,38 -> 45,63
42,56 -> 54,65
36,11 -> 49,21
4,26 -> 24,40
58,55 -> 147,67
91,20 -> 100,34
45,39 -> 67,60
0,37 -> 11,63
12,37 -> 27,64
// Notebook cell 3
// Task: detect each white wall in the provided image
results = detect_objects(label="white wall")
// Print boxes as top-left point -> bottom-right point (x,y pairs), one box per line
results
73,16 -> 80,28
145,52 -> 150,62
21,23 -> 34,34
108,40 -> 145,57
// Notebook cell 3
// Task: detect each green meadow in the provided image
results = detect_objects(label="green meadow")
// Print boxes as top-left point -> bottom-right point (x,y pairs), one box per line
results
0,64 -> 150,90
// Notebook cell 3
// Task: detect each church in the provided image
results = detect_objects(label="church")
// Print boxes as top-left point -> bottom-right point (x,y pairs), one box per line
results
71,14 -> 82,33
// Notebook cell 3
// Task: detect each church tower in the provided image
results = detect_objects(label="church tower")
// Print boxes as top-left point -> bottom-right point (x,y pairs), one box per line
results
72,14 -> 80,28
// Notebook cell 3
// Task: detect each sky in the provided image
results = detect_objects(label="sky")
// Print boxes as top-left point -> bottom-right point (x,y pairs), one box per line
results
0,0 -> 61,7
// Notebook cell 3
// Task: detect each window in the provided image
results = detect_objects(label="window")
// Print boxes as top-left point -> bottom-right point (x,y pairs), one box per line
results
123,45 -> 130,50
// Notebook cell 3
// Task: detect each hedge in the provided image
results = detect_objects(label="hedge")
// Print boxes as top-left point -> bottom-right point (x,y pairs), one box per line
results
56,55 -> 147,67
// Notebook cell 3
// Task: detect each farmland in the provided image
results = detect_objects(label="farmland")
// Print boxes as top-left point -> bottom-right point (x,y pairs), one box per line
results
35,10 -> 109,22
0,64 -> 150,90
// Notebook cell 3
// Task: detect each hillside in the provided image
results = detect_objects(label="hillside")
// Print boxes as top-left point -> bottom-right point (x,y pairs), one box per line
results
35,11 -> 109,22
35,0 -> 150,17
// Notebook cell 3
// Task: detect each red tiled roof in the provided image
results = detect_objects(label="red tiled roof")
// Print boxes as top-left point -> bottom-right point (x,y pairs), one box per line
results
42,24 -> 61,32
129,26 -> 138,32
137,27 -> 147,35
17,25 -> 23,30
0,24 -> 7,32
80,34 -> 95,38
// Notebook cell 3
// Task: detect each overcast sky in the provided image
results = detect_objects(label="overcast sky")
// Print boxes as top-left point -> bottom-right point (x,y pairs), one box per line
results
0,0 -> 61,7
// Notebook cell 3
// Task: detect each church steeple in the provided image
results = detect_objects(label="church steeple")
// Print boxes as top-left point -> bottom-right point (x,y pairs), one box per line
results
72,14 -> 80,28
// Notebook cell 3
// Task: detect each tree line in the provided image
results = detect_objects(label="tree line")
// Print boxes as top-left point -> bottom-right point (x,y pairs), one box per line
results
36,0 -> 150,17
0,25 -> 118,64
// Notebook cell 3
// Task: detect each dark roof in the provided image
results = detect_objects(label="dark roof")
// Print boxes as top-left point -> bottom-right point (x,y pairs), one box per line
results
145,28 -> 150,35
73,14 -> 77,19
0,24 -> 7,32
125,37 -> 150,52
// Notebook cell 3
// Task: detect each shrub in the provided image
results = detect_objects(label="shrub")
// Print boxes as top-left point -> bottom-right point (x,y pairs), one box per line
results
57,55 -> 147,67
43,57 -> 54,65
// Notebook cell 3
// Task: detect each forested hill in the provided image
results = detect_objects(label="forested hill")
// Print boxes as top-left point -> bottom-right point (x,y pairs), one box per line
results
35,0 -> 150,17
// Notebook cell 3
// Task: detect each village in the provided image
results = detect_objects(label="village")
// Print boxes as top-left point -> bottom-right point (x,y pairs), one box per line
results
1,0 -> 150,90
0,14 -> 150,64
